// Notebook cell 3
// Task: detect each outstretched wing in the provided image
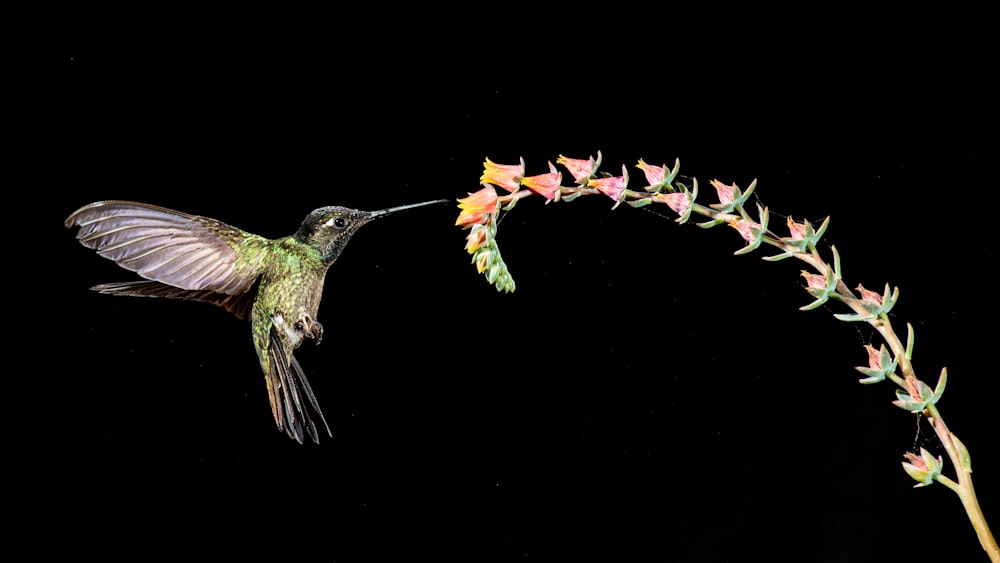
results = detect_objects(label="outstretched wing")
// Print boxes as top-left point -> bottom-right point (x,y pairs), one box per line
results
65,200 -> 267,295
263,329 -> 332,444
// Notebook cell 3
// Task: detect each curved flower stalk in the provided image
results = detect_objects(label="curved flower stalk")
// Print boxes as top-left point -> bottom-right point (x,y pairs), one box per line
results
454,152 -> 999,561
456,184 -> 515,292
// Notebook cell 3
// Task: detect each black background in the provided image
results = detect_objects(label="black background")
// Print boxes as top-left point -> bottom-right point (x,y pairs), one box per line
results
17,7 -> 999,561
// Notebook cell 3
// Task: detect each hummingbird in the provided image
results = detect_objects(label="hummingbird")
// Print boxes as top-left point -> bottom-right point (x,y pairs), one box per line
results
65,198 -> 447,444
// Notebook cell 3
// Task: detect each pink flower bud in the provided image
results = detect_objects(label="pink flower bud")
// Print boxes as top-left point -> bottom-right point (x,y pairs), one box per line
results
786,217 -> 808,240
556,151 -> 602,184
520,161 -> 563,201
800,271 -> 828,290
636,159 -> 665,189
653,192 -> 690,217
863,344 -> 881,370
730,218 -> 761,243
710,179 -> 736,206
856,284 -> 883,306
587,165 -> 629,208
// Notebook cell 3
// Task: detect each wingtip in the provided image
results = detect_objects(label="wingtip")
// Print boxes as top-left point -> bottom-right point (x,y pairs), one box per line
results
64,200 -> 109,228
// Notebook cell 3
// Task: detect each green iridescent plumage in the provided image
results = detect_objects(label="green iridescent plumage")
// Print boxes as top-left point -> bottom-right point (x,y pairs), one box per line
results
65,198 -> 446,444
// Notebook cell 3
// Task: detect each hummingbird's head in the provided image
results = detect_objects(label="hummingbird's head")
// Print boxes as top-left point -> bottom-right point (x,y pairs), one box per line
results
294,206 -> 378,262
295,199 -> 448,262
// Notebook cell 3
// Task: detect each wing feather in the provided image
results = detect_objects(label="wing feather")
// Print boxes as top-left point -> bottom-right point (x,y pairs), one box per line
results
65,200 -> 266,294
68,201 -> 335,445
91,280 -> 257,320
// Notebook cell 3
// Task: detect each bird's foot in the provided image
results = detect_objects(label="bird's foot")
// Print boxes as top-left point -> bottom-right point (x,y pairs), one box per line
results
295,314 -> 324,344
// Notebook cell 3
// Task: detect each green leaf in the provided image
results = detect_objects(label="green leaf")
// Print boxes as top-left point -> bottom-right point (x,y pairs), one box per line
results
855,366 -> 887,384
905,323 -> 915,361
762,251 -> 797,262
811,216 -> 830,244
487,264 -> 501,284
697,218 -> 726,229
676,178 -> 697,225
799,294 -> 830,311
800,265 -> 838,311
932,367 -> 948,401
952,433 -> 972,472
918,380 -> 937,406
834,312 -> 876,322
740,178 -> 758,203
902,461 -> 933,486
893,389 -> 926,413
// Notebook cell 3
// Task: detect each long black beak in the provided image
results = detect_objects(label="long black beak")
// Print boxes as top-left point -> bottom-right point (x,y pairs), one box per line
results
368,199 -> 450,219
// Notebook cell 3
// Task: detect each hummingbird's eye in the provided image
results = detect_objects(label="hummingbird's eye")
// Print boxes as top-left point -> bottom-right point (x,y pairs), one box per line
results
332,217 -> 347,230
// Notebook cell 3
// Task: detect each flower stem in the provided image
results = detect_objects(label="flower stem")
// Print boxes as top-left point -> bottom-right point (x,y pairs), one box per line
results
926,403 -> 1000,560
463,155 -> 1000,559
637,182 -> 1000,559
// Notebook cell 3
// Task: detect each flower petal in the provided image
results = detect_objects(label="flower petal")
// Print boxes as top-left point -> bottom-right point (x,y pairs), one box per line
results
587,165 -> 629,204
711,179 -> 736,206
480,157 -> 525,192
456,185 -> 499,227
653,192 -> 690,217
521,161 -> 562,201
557,151 -> 602,184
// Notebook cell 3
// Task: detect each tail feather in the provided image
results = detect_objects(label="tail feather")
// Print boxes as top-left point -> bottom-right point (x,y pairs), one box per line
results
267,331 -> 332,444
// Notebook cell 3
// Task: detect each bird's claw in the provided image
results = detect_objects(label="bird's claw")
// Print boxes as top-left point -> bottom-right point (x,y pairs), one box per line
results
294,314 -> 324,344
